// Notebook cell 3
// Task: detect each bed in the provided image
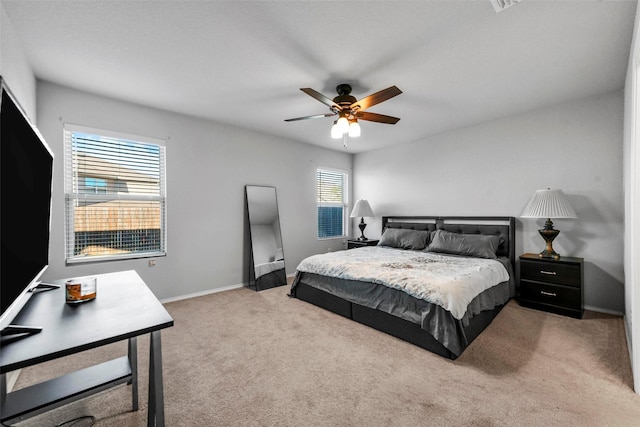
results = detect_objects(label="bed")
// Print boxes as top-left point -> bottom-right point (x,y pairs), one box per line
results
289,216 -> 516,359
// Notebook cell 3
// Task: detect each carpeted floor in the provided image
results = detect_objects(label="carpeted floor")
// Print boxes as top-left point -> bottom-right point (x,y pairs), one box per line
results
10,284 -> 640,426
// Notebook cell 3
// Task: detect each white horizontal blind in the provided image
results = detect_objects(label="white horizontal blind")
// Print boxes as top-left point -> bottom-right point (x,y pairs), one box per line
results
64,125 -> 166,262
317,168 -> 348,239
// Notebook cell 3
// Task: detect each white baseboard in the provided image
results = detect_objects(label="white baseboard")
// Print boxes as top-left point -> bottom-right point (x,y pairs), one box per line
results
160,283 -> 245,304
584,305 -> 624,316
624,315 -> 634,376
161,275 -> 295,304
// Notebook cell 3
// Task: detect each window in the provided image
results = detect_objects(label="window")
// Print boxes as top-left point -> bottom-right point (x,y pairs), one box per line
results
64,124 -> 166,263
317,167 -> 348,239
82,177 -> 107,194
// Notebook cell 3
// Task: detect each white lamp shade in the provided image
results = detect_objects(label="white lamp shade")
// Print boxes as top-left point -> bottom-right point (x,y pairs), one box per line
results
331,123 -> 343,139
348,121 -> 361,137
521,189 -> 577,219
336,116 -> 349,134
350,199 -> 375,218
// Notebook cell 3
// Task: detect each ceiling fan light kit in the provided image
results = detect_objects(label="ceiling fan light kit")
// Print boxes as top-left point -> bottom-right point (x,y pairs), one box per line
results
286,83 -> 402,143
331,115 -> 361,139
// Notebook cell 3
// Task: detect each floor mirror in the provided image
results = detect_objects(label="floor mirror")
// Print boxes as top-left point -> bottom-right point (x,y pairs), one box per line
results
245,185 -> 286,291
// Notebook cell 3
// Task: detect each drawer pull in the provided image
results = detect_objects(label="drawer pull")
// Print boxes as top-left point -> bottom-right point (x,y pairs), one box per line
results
540,270 -> 557,276
540,290 -> 557,297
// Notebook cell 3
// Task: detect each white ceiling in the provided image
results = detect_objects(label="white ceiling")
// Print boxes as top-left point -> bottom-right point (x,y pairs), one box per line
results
3,0 -> 637,153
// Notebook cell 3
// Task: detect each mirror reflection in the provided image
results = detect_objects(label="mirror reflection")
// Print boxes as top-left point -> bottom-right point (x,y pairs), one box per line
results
246,185 -> 286,291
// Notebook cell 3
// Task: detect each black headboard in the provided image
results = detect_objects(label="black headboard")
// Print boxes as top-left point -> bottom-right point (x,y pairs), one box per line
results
381,216 -> 516,270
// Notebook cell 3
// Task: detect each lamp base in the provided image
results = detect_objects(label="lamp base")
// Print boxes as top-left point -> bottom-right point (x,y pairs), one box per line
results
538,249 -> 561,260
357,217 -> 368,241
537,218 -> 561,260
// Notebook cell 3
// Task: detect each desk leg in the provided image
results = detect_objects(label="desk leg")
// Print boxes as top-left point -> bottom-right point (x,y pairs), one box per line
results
128,337 -> 138,411
1,373 -> 6,408
148,330 -> 165,427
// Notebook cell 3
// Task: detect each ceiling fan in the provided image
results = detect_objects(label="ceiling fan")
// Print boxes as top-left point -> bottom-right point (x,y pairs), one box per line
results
285,84 -> 402,139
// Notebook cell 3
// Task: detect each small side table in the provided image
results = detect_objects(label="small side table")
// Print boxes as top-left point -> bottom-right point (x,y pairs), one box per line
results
518,253 -> 584,319
347,239 -> 379,249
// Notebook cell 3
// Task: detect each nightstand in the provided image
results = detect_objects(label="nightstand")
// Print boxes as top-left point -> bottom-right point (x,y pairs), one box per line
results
518,253 -> 584,319
347,239 -> 379,249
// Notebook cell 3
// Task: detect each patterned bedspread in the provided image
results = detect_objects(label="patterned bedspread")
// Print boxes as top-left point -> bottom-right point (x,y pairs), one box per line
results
296,246 -> 510,319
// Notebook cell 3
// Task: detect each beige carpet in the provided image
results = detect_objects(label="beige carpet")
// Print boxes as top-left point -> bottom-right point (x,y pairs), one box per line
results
11,285 -> 640,426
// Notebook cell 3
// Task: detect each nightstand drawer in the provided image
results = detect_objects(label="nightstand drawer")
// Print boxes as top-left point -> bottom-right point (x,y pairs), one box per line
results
520,280 -> 581,309
520,260 -> 581,287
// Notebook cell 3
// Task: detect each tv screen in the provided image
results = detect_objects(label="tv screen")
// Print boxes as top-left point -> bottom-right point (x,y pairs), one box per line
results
0,77 -> 54,334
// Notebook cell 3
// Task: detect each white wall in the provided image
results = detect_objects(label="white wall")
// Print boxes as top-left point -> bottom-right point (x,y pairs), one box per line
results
623,0 -> 640,394
354,91 -> 625,314
0,1 -> 36,120
37,81 -> 352,300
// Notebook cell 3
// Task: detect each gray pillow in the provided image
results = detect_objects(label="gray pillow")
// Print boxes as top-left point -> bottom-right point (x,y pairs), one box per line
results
426,230 -> 500,259
377,228 -> 431,250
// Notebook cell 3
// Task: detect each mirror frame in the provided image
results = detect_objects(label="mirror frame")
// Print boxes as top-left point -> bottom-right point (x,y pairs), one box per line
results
245,185 -> 286,291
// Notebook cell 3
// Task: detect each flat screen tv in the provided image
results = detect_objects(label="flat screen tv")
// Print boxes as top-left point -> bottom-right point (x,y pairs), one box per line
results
0,77 -> 54,336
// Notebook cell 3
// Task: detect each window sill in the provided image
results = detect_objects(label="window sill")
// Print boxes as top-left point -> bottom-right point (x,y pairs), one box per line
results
66,252 -> 166,264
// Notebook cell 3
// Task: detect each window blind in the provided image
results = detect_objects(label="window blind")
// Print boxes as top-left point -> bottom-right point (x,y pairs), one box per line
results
316,168 -> 348,239
64,125 -> 167,262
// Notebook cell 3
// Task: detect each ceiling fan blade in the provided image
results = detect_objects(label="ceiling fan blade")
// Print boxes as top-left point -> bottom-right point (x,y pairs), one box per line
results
356,111 -> 400,124
300,88 -> 341,109
285,112 -> 336,122
351,86 -> 402,111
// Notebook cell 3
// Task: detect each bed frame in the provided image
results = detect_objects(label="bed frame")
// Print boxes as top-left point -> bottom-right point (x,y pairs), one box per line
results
291,216 -> 516,360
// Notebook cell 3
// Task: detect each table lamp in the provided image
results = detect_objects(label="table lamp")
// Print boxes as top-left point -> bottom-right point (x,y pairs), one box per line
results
521,188 -> 577,260
350,199 -> 375,241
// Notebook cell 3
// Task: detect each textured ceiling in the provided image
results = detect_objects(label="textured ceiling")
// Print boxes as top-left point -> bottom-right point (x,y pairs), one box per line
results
2,0 -> 637,153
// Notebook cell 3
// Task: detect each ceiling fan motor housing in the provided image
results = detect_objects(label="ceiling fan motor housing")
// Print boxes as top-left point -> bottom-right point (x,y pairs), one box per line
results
333,84 -> 357,108
336,84 -> 352,95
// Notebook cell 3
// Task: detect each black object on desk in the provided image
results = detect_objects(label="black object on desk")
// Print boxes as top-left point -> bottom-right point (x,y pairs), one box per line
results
0,270 -> 174,426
